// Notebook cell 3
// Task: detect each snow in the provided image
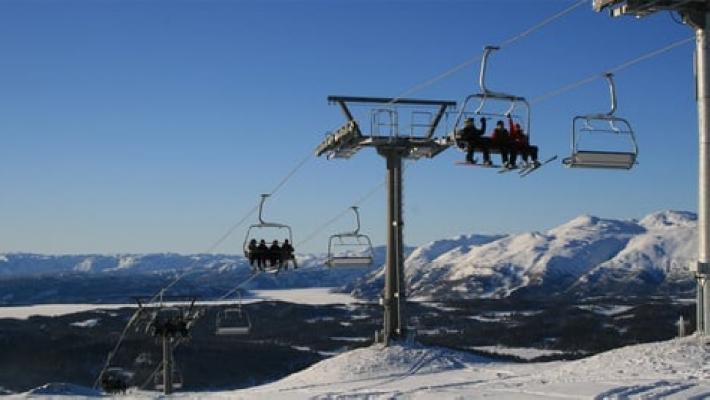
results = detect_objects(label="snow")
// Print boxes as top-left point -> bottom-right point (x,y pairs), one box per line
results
469,345 -> 568,360
0,304 -> 130,320
9,336 -> 710,399
0,288 -> 357,320
25,383 -> 102,397
250,288 -> 359,305
576,304 -> 634,316
69,318 -> 100,328
352,210 -> 698,301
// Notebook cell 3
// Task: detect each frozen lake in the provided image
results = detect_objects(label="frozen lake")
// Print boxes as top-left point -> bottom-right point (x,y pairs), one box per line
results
0,288 -> 358,320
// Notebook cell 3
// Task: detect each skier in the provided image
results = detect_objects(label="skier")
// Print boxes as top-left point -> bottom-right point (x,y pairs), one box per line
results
257,239 -> 268,271
247,239 -> 259,270
491,120 -> 513,168
456,117 -> 491,165
508,116 -> 539,168
281,239 -> 297,270
269,240 -> 282,268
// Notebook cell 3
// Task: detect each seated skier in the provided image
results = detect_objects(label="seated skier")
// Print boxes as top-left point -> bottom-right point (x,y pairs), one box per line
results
456,117 -> 491,165
508,116 -> 539,168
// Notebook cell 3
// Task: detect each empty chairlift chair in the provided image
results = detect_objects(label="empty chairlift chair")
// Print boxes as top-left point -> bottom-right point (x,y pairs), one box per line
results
326,206 -> 375,268
562,73 -> 638,170
215,293 -> 251,336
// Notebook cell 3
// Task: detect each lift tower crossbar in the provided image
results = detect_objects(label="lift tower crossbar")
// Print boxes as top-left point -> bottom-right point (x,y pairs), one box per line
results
594,0 -> 710,336
315,96 -> 456,345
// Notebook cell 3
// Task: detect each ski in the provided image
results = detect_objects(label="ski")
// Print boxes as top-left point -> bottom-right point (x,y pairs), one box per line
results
455,161 -> 501,169
520,155 -> 558,177
498,165 -> 520,174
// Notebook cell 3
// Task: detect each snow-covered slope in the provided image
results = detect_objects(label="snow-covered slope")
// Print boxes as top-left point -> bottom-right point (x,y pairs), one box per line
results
14,336 -> 709,399
351,211 -> 697,300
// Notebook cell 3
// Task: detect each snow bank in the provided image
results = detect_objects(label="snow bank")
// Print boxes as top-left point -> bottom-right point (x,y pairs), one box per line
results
70,318 -> 100,328
26,383 -> 102,397
543,335 -> 710,383
276,341 -> 489,387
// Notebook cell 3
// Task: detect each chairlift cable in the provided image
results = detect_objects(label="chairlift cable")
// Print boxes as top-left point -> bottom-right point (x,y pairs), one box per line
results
94,155 -> 312,388
388,0 -> 587,105
301,35 -> 693,260
530,36 -> 694,105
498,0 -> 587,49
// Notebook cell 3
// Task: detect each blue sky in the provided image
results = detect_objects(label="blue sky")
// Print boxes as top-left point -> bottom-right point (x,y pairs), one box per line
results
0,0 -> 698,254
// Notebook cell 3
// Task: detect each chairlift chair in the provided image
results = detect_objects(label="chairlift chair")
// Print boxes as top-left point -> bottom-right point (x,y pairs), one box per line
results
100,367 -> 131,394
243,194 -> 294,273
449,46 -> 533,161
326,206 -> 375,268
215,292 -> 251,335
562,73 -> 638,170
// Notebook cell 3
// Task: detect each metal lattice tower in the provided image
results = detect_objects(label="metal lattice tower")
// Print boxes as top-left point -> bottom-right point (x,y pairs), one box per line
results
594,0 -> 710,336
315,96 -> 456,345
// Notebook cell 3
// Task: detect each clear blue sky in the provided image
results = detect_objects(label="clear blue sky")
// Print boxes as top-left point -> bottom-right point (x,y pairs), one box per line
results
0,0 -> 697,254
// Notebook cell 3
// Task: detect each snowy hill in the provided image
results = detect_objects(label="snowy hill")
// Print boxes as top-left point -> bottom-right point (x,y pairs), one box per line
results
12,336 -> 709,399
350,210 -> 698,301
228,336 -> 709,399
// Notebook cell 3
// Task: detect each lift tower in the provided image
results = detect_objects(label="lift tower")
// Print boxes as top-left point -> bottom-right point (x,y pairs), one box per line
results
315,96 -> 455,345
593,0 -> 710,335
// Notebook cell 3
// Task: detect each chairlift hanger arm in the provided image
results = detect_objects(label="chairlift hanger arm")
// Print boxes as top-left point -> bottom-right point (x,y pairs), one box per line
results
479,45 -> 501,95
604,73 -> 618,116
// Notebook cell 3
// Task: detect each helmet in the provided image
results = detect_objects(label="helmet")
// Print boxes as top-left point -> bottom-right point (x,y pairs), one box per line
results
464,117 -> 473,126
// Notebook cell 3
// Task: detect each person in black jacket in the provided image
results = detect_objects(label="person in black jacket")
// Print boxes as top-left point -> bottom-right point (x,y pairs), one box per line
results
256,239 -> 268,271
269,240 -> 282,268
456,117 -> 490,165
281,239 -> 297,270
247,239 -> 259,271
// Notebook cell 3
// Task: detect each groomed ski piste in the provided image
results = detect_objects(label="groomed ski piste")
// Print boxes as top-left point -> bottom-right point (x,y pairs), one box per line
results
11,335 -> 709,399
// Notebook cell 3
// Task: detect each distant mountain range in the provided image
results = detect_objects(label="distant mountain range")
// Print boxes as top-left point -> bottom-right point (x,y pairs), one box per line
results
348,210 -> 698,301
0,210 -> 699,304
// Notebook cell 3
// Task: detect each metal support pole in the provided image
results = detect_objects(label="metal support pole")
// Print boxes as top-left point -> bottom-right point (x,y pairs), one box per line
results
162,336 -> 173,395
383,149 -> 405,345
696,12 -> 710,336
698,277 -> 705,333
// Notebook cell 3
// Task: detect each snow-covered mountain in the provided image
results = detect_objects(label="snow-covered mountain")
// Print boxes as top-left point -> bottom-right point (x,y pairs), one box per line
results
350,210 -> 699,300
0,210 -> 700,303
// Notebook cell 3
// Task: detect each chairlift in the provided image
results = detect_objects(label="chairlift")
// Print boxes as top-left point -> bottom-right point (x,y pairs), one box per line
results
450,45 -> 532,152
100,367 -> 131,394
215,292 -> 251,336
243,194 -> 295,273
562,73 -> 638,170
154,367 -> 183,391
326,206 -> 375,268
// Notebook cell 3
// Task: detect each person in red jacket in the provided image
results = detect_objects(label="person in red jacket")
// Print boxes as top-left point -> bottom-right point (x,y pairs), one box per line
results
508,116 -> 539,167
491,120 -> 513,167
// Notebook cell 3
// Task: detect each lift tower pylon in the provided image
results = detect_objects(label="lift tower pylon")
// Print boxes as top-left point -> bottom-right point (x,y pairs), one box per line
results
315,96 -> 456,345
593,0 -> 710,336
